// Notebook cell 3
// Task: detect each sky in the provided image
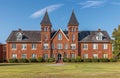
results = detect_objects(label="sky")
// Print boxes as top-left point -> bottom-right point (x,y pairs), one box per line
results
0,0 -> 120,43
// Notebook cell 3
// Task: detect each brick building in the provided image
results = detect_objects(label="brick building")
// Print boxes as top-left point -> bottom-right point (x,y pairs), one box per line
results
6,11 -> 112,61
0,43 -> 6,62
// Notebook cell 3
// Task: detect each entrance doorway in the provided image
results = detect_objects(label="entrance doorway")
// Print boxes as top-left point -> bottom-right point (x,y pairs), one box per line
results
57,53 -> 62,60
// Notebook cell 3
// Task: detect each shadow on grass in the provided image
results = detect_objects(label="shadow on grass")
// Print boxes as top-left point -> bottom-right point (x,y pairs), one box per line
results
0,63 -> 30,66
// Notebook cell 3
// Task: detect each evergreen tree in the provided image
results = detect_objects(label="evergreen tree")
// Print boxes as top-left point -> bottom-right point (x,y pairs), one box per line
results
112,25 -> 120,58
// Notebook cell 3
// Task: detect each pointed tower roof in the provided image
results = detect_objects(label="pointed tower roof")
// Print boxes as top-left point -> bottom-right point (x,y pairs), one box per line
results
40,11 -> 52,26
68,10 -> 79,26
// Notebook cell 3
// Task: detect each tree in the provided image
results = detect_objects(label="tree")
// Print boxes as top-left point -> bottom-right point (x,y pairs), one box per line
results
112,25 -> 120,58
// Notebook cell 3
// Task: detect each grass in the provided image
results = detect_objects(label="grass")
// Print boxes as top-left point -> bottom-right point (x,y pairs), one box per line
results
0,62 -> 120,78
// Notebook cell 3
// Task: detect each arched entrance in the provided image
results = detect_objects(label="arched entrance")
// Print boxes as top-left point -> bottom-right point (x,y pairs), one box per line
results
57,53 -> 62,61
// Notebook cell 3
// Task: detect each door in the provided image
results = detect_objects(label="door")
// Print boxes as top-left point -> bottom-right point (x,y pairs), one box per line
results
57,53 -> 62,60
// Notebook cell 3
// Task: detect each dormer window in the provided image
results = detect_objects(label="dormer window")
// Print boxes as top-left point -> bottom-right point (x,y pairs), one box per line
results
16,32 -> 22,40
96,32 -> 103,40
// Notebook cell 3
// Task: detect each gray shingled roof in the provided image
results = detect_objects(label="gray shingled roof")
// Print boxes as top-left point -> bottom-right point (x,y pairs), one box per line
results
6,30 -> 111,42
40,11 -> 52,26
78,31 -> 111,42
68,11 -> 79,26
6,31 -> 41,42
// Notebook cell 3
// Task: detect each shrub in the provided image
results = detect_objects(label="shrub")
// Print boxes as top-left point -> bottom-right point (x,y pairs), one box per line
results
83,59 -> 91,62
91,59 -> 99,62
99,58 -> 109,62
76,56 -> 82,62
70,58 -> 76,62
110,58 -> 117,62
37,57 -> 43,63
63,58 -> 70,62
9,59 -> 18,63
18,59 -> 29,63
29,58 -> 38,63
47,58 -> 55,62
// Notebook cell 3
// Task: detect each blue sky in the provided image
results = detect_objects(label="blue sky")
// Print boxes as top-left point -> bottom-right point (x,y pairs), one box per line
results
0,0 -> 120,43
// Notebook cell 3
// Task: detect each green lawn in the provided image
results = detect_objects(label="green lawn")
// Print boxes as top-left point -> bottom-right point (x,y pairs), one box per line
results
0,62 -> 120,78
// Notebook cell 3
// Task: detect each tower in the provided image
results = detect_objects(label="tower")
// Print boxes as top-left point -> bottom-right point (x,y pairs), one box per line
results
68,10 -> 79,57
40,11 -> 52,58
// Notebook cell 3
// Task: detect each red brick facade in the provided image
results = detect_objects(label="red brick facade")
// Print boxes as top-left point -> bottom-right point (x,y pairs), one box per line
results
6,11 -> 112,61
0,44 -> 6,62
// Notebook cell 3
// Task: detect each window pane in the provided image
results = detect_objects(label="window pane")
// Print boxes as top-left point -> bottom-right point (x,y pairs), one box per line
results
22,54 -> 27,59
83,54 -> 88,59
12,54 -> 17,58
58,33 -> 62,40
103,44 -> 108,49
83,44 -> 88,50
93,54 -> 98,59
93,44 -> 98,49
22,44 -> 27,50
32,54 -> 36,58
43,54 -> 48,60
103,54 -> 108,58
71,53 -> 75,59
71,44 -> 76,49
58,44 -> 62,49
32,44 -> 36,50
43,43 -> 48,49
12,44 -> 16,50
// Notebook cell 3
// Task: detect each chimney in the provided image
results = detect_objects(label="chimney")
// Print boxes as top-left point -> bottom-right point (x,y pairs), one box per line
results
98,28 -> 101,32
18,28 -> 22,32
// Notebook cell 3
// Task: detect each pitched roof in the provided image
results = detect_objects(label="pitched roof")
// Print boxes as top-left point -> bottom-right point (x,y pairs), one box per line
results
78,31 -> 111,42
6,31 -> 41,42
6,30 -> 111,42
68,11 -> 79,26
40,11 -> 52,26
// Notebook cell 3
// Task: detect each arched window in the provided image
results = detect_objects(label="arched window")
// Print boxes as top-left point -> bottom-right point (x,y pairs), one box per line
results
58,33 -> 62,40
72,34 -> 75,41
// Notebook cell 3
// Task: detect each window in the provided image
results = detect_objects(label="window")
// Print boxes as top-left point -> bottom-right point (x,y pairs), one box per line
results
43,54 -> 48,60
22,54 -> 27,59
71,53 -> 75,59
52,43 -> 54,49
64,44 -> 68,49
71,28 -> 73,32
71,44 -> 76,49
58,43 -> 62,49
12,44 -> 16,50
43,43 -> 48,49
51,53 -> 54,58
103,54 -> 108,58
96,32 -> 103,40
32,54 -> 37,58
83,54 -> 88,59
73,28 -> 76,32
93,44 -> 98,49
64,53 -> 68,58
3,46 -> 6,52
16,32 -> 22,40
22,44 -> 27,50
12,54 -> 17,59
32,44 -> 36,50
58,33 -> 62,40
72,34 -> 75,41
83,44 -> 88,50
44,27 -> 48,32
93,54 -> 98,59
103,44 -> 108,49
44,35 -> 48,40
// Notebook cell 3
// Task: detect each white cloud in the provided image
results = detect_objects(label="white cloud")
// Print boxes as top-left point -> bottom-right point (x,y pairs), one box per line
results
30,4 -> 63,18
79,1 -> 105,9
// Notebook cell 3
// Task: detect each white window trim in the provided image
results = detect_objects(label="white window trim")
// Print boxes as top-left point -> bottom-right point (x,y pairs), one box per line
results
12,44 -> 17,50
58,43 -> 62,49
93,54 -> 98,59
83,54 -> 88,59
103,44 -> 108,49
32,44 -> 37,50
93,44 -> 98,50
22,44 -> 27,50
71,44 -> 76,49
83,44 -> 88,50
43,43 -> 49,50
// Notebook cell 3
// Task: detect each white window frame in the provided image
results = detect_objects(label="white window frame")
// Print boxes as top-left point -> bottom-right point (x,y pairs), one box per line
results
93,44 -> 98,50
71,53 -> 76,59
83,44 -> 88,50
58,43 -> 62,49
22,54 -> 27,59
83,54 -> 88,59
72,34 -> 75,41
71,44 -> 76,49
103,54 -> 108,58
103,44 -> 108,49
32,44 -> 37,50
93,54 -> 98,59
31,53 -> 37,58
22,44 -> 27,50
58,33 -> 62,40
64,44 -> 68,49
12,54 -> 17,59
12,44 -> 17,50
43,54 -> 48,60
43,43 -> 49,50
